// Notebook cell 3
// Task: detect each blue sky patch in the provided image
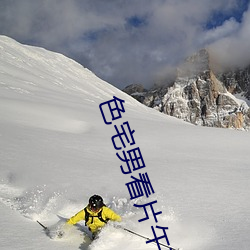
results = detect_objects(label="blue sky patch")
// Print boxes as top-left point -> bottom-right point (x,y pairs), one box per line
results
206,0 -> 249,29
126,15 -> 148,28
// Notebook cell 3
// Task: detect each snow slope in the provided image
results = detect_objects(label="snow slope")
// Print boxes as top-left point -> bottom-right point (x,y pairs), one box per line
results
0,35 -> 250,250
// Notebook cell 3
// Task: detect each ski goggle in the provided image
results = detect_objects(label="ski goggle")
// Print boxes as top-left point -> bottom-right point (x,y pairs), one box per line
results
90,204 -> 101,212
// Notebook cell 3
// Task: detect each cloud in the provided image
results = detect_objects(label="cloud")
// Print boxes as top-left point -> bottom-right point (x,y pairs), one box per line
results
200,18 -> 240,45
208,4 -> 250,69
0,0 -> 249,89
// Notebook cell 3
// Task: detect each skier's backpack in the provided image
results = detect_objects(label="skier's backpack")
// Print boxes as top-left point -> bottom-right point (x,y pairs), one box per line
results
84,206 -> 109,226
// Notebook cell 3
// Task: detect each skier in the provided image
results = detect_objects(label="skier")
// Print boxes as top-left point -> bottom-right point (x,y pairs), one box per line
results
66,194 -> 121,238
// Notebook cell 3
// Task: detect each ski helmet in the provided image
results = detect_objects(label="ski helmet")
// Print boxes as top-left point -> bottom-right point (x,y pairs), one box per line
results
89,195 -> 104,211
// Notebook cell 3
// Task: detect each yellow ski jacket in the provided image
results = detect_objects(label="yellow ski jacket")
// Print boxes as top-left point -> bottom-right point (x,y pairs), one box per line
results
67,206 -> 121,233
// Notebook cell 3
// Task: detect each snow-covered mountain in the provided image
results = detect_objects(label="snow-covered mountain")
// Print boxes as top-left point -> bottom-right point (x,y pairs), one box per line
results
217,65 -> 250,100
124,49 -> 250,130
0,36 -> 250,250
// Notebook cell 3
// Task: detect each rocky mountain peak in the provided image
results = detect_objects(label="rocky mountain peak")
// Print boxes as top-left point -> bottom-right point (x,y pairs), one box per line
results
177,48 -> 210,78
123,49 -> 250,130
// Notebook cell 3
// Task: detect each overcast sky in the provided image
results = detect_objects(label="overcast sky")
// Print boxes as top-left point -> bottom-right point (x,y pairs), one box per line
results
0,0 -> 249,89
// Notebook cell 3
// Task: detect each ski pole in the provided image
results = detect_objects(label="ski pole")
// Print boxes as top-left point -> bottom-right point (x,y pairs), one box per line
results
37,220 -> 64,238
37,220 -> 49,232
37,220 -> 47,229
122,227 -> 180,250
